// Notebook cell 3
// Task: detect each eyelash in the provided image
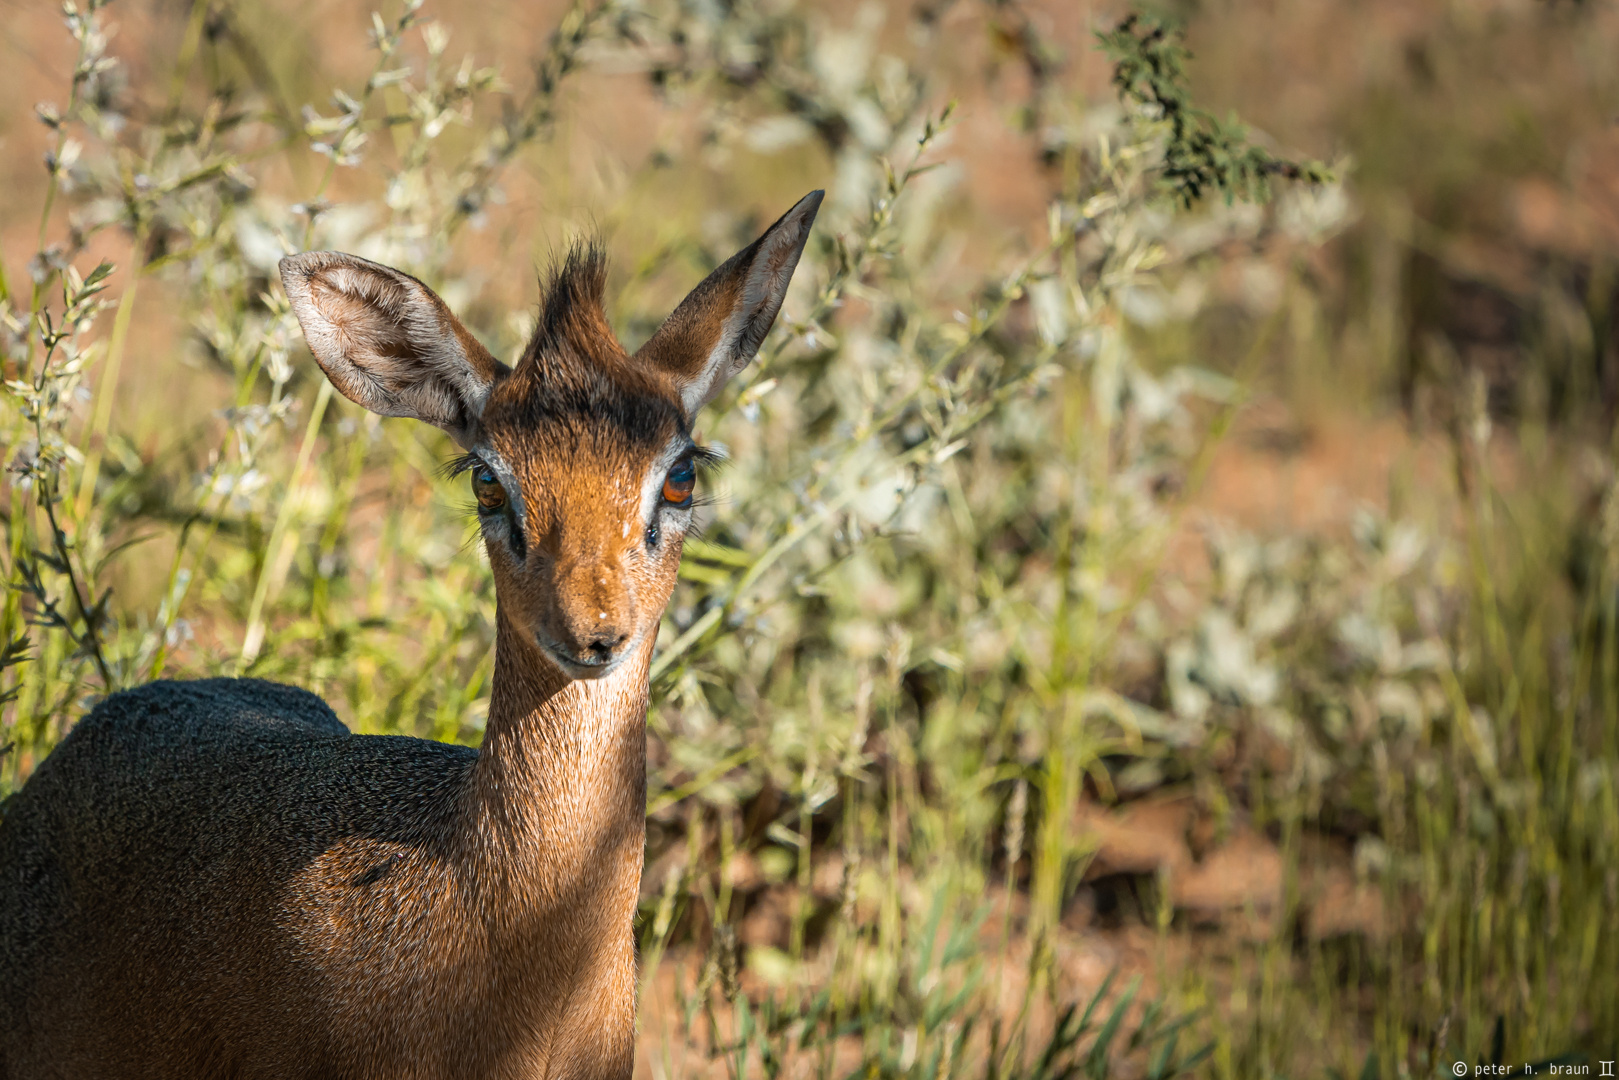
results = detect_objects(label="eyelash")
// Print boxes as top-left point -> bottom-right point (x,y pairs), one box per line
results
448,454 -> 529,560
646,445 -> 720,546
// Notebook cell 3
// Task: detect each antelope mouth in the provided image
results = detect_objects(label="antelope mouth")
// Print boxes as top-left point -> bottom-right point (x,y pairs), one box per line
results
536,636 -> 633,681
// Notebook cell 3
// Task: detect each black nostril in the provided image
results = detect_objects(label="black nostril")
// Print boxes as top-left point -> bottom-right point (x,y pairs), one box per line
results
585,632 -> 627,662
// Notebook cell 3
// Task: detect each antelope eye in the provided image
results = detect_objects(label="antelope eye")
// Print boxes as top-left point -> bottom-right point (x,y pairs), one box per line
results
661,458 -> 696,507
471,464 -> 506,511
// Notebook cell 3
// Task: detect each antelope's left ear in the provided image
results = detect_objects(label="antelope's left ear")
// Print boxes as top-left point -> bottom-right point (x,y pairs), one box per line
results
636,190 -> 823,417
279,251 -> 508,448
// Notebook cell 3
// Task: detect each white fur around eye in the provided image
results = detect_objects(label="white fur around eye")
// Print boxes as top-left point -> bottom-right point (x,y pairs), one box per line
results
637,436 -> 696,529
470,450 -> 526,546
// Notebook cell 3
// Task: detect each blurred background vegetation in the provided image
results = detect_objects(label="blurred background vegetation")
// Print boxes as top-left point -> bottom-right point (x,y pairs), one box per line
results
2,0 -> 1617,1075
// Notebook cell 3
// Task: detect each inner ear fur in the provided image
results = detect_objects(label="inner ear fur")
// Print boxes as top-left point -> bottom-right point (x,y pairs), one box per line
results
636,189 -> 824,417
279,251 -> 509,447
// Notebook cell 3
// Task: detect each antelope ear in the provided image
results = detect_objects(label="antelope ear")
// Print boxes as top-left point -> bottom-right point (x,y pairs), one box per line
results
636,190 -> 823,417
278,252 -> 509,448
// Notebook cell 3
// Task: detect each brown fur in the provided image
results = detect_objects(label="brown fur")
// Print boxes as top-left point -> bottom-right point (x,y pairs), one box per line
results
0,190 -> 821,1079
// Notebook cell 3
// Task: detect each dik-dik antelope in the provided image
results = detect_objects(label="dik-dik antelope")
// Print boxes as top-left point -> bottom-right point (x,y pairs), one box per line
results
0,190 -> 823,1078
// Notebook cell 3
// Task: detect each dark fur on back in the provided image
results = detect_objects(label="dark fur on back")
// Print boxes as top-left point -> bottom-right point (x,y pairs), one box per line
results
0,679 -> 477,1078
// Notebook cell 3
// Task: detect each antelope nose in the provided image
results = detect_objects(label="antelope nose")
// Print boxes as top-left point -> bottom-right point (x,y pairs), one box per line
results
550,553 -> 635,671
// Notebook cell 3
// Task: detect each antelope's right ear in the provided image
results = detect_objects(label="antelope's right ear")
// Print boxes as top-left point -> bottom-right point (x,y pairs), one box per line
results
636,190 -> 823,418
279,252 -> 508,448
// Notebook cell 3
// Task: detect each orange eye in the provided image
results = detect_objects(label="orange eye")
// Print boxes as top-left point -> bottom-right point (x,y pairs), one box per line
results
661,459 -> 696,506
471,465 -> 506,511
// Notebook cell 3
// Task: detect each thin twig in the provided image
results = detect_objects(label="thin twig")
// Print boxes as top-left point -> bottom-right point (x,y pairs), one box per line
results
40,483 -> 112,689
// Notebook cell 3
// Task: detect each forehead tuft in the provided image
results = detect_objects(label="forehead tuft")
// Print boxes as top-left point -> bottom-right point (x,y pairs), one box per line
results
480,239 -> 687,461
524,241 -> 616,369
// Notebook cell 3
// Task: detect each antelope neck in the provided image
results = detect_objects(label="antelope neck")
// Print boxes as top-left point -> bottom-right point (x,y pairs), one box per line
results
465,609 -> 650,906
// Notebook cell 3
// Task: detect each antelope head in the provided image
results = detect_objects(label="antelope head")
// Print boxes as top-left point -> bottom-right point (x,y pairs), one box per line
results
279,191 -> 823,679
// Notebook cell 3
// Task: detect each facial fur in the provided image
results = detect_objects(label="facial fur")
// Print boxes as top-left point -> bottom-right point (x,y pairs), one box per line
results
460,247 -> 699,680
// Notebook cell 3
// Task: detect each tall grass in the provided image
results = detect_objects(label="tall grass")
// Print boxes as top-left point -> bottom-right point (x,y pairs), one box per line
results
0,0 -> 1614,1076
